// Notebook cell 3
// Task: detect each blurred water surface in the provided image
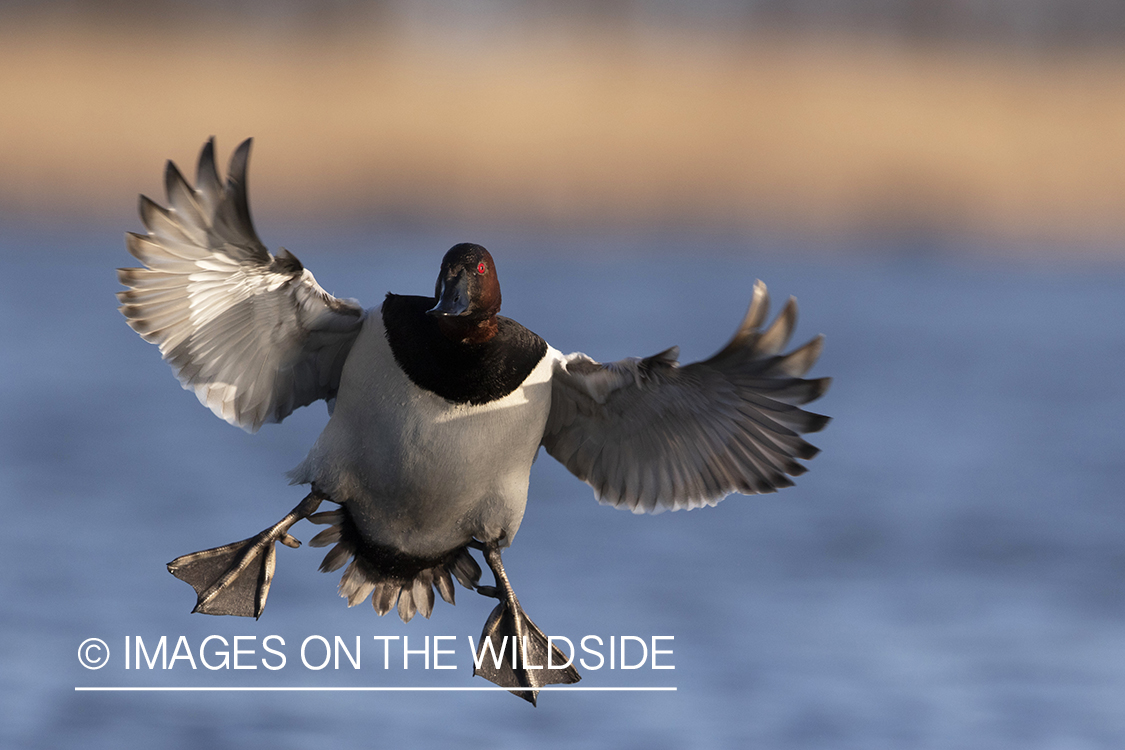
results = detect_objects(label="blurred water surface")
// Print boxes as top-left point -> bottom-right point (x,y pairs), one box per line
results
1,229 -> 1124,748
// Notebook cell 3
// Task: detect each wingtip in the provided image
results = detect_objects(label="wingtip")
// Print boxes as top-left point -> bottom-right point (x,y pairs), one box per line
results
747,280 -> 770,329
803,412 -> 832,434
195,137 -> 221,198
136,194 -> 169,233
757,296 -> 798,356
710,280 -> 771,360
198,137 -> 216,168
163,159 -> 189,196
208,135 -> 266,254
773,334 -> 825,378
229,138 -> 253,181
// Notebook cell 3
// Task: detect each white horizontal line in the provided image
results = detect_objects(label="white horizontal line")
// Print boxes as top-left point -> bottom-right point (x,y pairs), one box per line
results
75,686 -> 676,692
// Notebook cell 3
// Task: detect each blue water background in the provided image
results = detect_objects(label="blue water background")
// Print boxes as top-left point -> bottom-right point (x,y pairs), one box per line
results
2,227 -> 1123,748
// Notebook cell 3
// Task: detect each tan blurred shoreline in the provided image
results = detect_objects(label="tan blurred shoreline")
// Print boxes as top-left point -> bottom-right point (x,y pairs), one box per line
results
2,21 -> 1124,245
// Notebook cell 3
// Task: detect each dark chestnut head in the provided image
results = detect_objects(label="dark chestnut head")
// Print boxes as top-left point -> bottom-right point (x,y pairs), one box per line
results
427,243 -> 501,343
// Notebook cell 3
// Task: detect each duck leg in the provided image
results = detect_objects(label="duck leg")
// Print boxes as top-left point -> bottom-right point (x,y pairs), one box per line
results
472,540 -> 581,705
167,490 -> 327,618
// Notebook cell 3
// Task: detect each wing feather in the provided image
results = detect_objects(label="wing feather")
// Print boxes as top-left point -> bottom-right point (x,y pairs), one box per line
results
542,280 -> 830,513
118,138 -> 365,432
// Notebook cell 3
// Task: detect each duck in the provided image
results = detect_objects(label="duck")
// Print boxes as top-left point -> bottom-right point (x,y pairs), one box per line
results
117,138 -> 831,704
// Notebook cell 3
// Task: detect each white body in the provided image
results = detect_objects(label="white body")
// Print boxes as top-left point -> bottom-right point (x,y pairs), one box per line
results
290,306 -> 558,557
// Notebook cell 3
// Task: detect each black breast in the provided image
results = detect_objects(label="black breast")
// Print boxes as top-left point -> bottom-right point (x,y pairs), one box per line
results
381,294 -> 548,405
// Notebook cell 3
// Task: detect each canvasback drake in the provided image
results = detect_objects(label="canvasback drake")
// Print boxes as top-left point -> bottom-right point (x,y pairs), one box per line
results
118,139 -> 831,703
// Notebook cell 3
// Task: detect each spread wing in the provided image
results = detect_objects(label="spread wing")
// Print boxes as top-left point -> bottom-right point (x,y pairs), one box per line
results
542,280 -> 830,513
117,138 -> 366,433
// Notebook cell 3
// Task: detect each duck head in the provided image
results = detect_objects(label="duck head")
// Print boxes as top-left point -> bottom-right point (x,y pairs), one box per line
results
427,243 -> 502,344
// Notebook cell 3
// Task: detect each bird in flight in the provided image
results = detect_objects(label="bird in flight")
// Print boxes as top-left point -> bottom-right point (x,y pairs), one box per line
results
117,139 -> 831,704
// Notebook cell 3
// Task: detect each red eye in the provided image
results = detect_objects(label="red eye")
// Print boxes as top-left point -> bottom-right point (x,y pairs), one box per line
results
476,262 -> 487,274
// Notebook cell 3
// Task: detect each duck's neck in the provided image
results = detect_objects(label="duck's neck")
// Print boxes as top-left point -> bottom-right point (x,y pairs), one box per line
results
436,315 -> 499,345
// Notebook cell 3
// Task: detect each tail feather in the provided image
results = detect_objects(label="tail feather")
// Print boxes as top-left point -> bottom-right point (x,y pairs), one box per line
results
312,505 -> 480,623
